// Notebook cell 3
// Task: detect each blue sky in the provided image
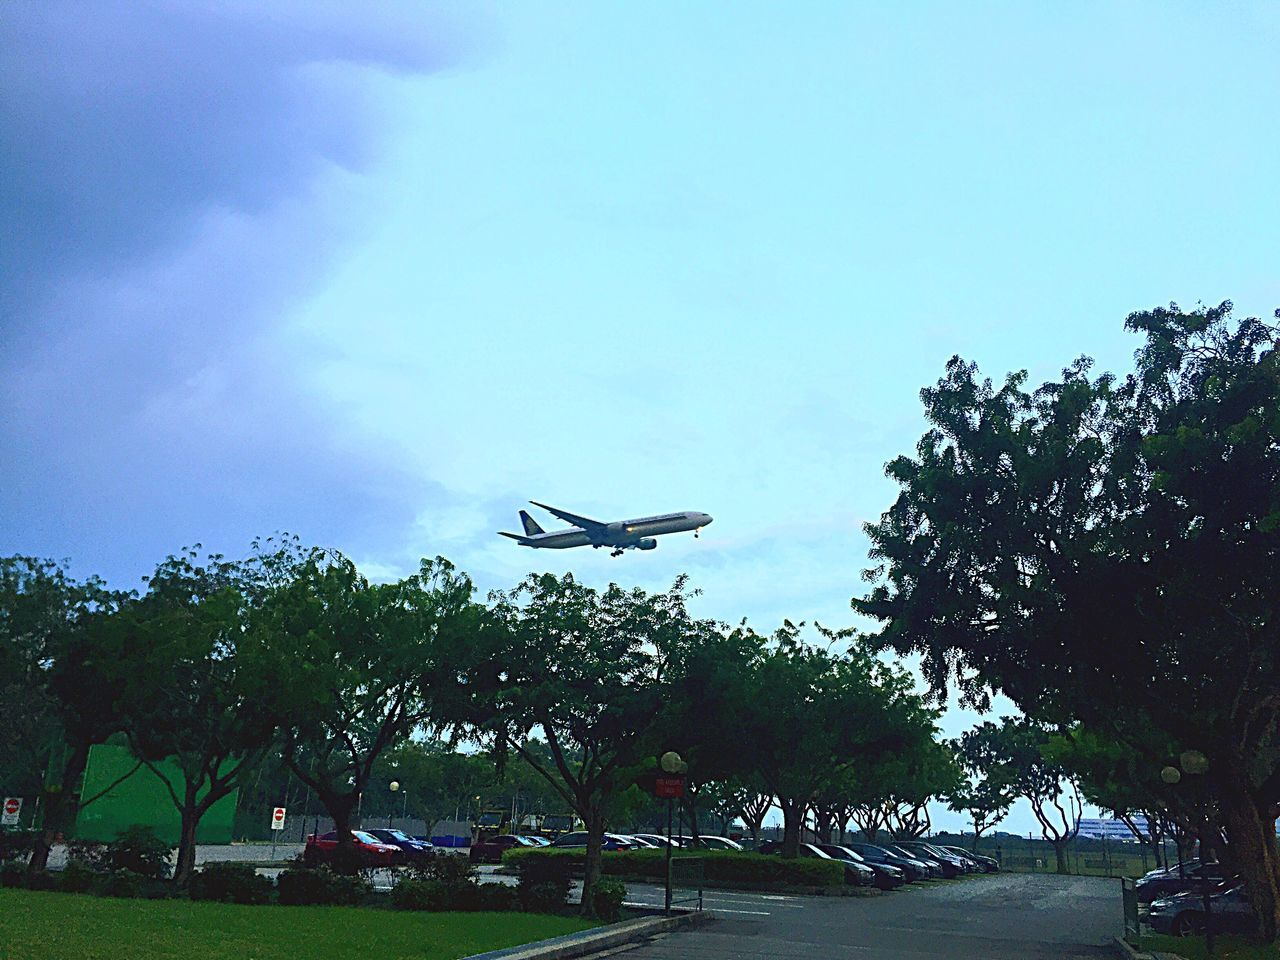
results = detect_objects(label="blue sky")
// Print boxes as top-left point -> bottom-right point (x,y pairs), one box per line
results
3,2 -> 1277,834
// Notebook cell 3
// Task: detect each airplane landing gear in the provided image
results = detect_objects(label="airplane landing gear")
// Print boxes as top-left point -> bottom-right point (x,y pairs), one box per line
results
694,528 -> 701,538
610,548 -> 625,558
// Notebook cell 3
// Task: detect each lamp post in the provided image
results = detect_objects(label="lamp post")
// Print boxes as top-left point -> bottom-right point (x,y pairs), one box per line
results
389,780 -> 408,828
1162,751 -> 1213,953
659,751 -> 688,914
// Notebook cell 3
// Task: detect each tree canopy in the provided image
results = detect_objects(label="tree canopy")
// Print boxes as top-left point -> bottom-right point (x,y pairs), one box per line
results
855,303 -> 1280,937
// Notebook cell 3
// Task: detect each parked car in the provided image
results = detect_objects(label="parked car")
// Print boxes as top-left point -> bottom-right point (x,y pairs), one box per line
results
631,833 -> 683,848
893,841 -> 966,878
520,835 -> 551,847
619,835 -> 659,849
551,831 -> 640,850
676,835 -> 744,851
757,840 -> 875,886
845,841 -> 933,881
469,833 -> 540,863
938,845 -> 999,873
1149,884 -> 1256,937
816,843 -> 906,889
304,830 -> 402,867
365,828 -> 435,864
1136,861 -> 1232,903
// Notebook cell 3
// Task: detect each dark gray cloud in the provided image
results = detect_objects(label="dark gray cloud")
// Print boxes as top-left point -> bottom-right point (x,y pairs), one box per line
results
0,1 -> 486,585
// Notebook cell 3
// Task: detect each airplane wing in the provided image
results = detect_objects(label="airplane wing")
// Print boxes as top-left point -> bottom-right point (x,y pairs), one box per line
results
529,501 -> 606,530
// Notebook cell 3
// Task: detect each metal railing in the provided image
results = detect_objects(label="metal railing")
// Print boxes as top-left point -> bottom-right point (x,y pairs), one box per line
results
668,855 -> 704,912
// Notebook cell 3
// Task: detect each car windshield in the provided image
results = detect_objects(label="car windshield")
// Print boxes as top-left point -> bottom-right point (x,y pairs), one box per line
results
353,831 -> 381,844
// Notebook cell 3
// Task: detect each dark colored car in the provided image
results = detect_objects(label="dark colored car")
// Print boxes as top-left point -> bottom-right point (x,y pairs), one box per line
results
844,841 -> 932,881
894,841 -> 965,878
1136,861 -> 1232,904
304,829 -> 401,867
939,845 -> 999,873
757,840 -> 875,886
469,832 -> 539,863
551,831 -> 640,850
1148,884 -> 1256,937
366,828 -> 435,864
817,843 -> 906,889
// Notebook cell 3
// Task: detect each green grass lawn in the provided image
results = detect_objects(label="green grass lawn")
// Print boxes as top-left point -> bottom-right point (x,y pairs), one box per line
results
0,889 -> 598,960
1140,933 -> 1280,959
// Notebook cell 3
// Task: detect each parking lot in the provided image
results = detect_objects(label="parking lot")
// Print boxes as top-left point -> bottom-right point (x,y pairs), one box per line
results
611,873 -> 1122,960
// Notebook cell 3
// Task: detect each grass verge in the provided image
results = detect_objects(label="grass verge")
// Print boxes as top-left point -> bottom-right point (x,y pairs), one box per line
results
1139,933 -> 1278,959
0,889 -> 597,960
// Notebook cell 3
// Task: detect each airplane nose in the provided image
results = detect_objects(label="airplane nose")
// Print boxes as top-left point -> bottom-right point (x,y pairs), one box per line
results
701,513 -> 714,525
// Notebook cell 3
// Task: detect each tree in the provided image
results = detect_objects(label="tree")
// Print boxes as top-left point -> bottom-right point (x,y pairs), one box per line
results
245,551 -> 481,870
0,557 -> 131,876
877,741 -> 962,840
736,626 -> 938,858
475,573 -> 710,916
947,727 -> 1017,851
109,548 -> 280,886
856,303 -> 1280,938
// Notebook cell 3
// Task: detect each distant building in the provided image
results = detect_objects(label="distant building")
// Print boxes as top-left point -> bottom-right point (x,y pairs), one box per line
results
1076,816 -> 1148,840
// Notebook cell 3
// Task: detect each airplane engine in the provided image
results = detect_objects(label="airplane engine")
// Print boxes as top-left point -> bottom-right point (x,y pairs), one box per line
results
635,538 -> 658,551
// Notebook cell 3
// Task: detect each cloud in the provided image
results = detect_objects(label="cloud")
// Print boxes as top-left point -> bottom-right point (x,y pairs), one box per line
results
0,1 -> 488,584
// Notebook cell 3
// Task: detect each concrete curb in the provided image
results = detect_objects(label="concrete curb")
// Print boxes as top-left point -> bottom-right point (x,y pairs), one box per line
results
1113,935 -> 1148,959
464,911 -> 712,960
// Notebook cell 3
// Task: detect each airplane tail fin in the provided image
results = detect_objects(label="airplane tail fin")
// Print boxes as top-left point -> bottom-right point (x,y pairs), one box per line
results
519,510 -> 545,536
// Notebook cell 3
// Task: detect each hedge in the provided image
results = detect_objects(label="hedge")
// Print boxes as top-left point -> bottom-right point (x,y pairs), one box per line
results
502,847 -> 844,888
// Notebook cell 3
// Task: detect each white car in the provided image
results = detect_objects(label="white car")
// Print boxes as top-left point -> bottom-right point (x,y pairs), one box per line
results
677,835 -> 744,851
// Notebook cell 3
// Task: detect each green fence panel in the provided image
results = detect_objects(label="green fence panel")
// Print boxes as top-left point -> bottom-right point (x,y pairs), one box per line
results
74,744 -> 237,845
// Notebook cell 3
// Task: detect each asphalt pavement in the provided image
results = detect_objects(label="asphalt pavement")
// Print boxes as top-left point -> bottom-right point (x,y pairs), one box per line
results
606,873 -> 1122,960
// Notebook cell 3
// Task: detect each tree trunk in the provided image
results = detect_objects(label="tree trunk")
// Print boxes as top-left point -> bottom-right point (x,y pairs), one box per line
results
687,793 -> 701,844
1053,840 -> 1069,875
780,801 -> 802,858
1218,771 -> 1280,943
173,800 -> 200,887
28,740 -> 90,877
326,793 -> 359,874
580,806 -> 606,916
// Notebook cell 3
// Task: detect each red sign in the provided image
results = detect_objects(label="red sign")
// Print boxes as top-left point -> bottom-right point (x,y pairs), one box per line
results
654,776 -> 685,799
271,807 -> 287,830
3,798 -> 18,815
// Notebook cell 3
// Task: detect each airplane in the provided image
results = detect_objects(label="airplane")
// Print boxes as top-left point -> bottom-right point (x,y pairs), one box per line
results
499,502 -> 713,557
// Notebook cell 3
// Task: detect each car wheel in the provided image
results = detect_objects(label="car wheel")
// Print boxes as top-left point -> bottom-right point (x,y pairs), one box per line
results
1172,913 -> 1203,937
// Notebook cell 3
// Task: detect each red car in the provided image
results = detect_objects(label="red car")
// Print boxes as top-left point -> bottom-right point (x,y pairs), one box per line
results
470,834 -> 540,863
304,830 -> 402,867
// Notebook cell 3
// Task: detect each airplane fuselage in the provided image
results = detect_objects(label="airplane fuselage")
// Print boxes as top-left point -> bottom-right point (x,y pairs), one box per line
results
521,511 -> 710,550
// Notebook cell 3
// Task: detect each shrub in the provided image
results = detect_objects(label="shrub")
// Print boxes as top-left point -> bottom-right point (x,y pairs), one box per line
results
591,878 -> 626,921
0,828 -> 35,863
100,869 -> 146,898
522,880 -> 569,913
503,848 -> 844,888
59,860 -> 98,893
409,853 -> 476,889
276,867 -> 370,907
100,826 -> 173,880
514,851 -> 573,912
189,863 -> 273,905
391,877 -> 450,911
475,882 -> 519,912
1,862 -> 25,888
453,881 -> 519,913
25,869 -> 57,892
